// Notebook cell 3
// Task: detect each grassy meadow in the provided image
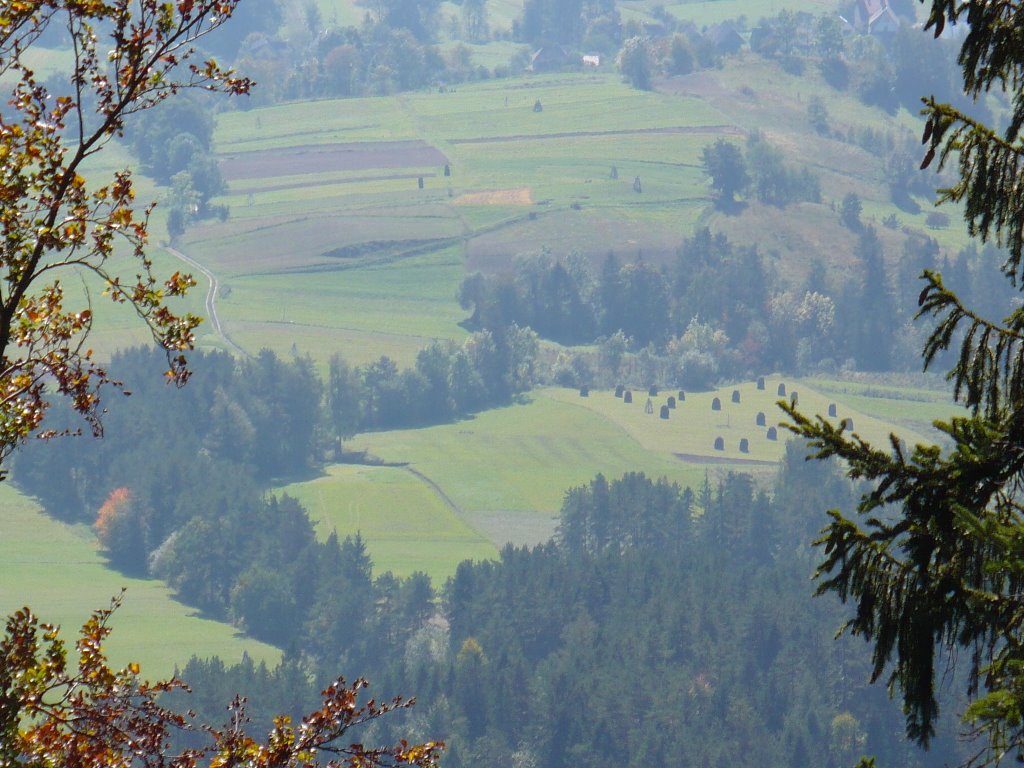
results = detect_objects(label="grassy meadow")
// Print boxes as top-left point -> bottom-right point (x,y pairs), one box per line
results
0,484 -> 280,677
342,392 -> 713,548
329,378 -> 947,565
279,464 -> 498,583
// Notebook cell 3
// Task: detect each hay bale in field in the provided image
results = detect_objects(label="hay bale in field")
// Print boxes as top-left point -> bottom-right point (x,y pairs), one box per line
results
756,411 -> 766,426
757,376 -> 765,390
660,405 -> 670,419
667,396 -> 676,409
712,397 -> 721,411
732,389 -> 740,403
739,438 -> 749,453
579,385 -> 589,397
678,390 -> 685,401
828,403 -> 837,417
714,436 -> 724,450
766,426 -> 778,440
648,385 -> 658,396
624,390 -> 633,403
615,384 -> 624,398
777,382 -> 786,396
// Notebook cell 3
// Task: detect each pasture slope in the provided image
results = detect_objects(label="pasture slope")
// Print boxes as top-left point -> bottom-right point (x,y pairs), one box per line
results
0,483 -> 280,678
288,377 -> 947,571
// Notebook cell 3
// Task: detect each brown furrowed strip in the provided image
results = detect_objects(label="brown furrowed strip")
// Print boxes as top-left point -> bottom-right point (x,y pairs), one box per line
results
229,172 -> 437,195
220,139 -> 449,180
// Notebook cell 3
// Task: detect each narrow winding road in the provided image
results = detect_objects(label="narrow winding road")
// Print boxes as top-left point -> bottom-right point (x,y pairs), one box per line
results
164,244 -> 247,356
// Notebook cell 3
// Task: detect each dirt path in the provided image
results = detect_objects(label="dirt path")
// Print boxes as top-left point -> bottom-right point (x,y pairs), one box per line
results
403,465 -> 465,518
673,452 -> 776,466
164,244 -> 248,356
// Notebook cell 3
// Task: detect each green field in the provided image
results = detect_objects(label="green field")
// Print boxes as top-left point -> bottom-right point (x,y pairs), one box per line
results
344,392 -> 713,547
168,57 -> 973,367
279,464 -> 498,584
180,74 -> 744,365
546,378 -> 933,463
0,484 -> 280,677
273,377 -> 949,574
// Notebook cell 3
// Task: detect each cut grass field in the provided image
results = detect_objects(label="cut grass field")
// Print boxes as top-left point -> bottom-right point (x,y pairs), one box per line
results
278,464 -> 498,584
180,60 -> 977,368
321,377 -> 950,574
546,378 -> 934,463
215,246 -> 468,369
345,391 -> 753,550
0,484 -> 280,677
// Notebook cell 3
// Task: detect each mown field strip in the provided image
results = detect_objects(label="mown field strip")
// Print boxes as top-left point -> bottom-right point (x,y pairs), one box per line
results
278,464 -> 497,584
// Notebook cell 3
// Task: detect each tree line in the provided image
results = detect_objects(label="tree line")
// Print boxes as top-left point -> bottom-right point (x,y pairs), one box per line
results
461,226 -> 1018,388
11,336 -> 535,650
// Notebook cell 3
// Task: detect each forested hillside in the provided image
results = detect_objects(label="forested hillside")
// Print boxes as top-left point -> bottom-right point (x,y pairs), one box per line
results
169,449 -> 969,768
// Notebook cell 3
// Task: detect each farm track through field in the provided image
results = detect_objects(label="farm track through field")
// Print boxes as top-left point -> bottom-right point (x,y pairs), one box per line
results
165,245 -> 248,356
403,465 -> 476,528
447,124 -> 745,144
673,452 -> 776,466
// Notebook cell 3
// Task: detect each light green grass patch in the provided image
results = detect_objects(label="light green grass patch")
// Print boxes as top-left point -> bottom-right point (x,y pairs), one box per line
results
451,133 -> 712,204
802,376 -> 965,433
545,378 -> 933,462
0,484 -> 280,677
181,205 -> 462,277
404,76 -> 731,140
216,246 -> 467,363
483,0 -> 523,32
445,40 -> 530,70
227,323 -> 434,369
347,393 -> 715,546
215,98 -> 419,153
467,202 -> 704,270
278,464 -> 497,583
